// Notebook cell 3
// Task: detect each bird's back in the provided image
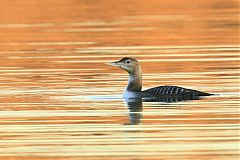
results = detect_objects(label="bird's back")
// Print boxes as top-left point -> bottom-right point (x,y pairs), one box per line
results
143,85 -> 212,96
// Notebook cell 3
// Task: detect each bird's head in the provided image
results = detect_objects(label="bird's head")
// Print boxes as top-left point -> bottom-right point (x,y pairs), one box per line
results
105,57 -> 140,74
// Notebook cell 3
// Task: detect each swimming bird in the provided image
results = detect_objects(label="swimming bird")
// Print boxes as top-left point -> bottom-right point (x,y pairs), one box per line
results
106,57 -> 213,99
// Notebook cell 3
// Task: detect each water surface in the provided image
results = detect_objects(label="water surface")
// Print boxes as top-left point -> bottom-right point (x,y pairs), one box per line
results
0,0 -> 239,160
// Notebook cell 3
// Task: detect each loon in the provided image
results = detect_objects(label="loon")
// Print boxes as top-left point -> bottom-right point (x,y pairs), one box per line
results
106,57 -> 213,99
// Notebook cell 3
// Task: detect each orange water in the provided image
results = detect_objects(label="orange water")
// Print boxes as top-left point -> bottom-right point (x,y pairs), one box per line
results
0,0 -> 239,160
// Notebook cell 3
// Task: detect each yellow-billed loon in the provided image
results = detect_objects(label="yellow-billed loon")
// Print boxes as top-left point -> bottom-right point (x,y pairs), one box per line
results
106,57 -> 213,99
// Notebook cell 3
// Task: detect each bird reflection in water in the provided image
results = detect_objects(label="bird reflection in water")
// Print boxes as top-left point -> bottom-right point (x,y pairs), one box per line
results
124,98 -> 143,125
124,95 -> 203,125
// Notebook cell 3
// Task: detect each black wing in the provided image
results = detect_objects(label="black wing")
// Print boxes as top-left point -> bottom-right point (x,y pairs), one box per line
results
143,85 -> 212,96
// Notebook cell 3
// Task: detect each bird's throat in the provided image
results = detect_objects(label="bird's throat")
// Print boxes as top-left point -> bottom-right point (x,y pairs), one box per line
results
126,68 -> 142,92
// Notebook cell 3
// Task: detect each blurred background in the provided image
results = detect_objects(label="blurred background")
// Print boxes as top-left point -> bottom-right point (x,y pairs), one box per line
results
0,0 -> 239,160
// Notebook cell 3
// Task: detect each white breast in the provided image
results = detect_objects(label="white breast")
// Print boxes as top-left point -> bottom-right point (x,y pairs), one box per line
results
123,89 -> 141,98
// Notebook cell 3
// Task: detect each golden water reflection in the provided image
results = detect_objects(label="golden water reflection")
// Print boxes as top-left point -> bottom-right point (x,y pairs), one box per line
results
0,0 -> 239,160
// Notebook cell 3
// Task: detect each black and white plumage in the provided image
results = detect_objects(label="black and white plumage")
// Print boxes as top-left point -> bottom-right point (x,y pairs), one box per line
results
106,57 -> 213,99
143,85 -> 212,96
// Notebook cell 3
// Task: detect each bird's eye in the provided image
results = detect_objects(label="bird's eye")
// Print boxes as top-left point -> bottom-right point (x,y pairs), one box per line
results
126,60 -> 130,63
